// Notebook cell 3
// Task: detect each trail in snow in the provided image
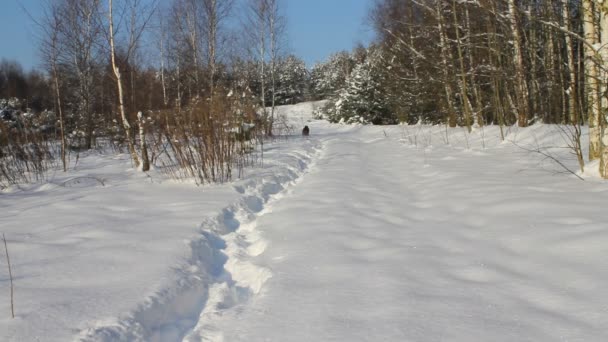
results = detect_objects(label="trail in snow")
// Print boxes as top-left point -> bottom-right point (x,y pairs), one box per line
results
0,102 -> 327,342
78,139 -> 324,342
179,143 -> 324,342
199,122 -> 608,341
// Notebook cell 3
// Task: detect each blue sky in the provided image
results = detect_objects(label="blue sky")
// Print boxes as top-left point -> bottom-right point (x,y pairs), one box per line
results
0,0 -> 44,70
0,0 -> 374,70
284,0 -> 374,66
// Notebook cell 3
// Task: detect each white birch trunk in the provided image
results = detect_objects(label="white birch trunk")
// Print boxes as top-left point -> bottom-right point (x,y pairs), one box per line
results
137,112 -> 150,171
109,0 -> 140,168
508,0 -> 529,127
268,0 -> 282,136
52,57 -> 67,172
464,5 -> 483,127
185,2 -> 200,96
563,0 -> 578,124
177,53 -> 182,111
258,1 -> 267,134
46,5 -> 67,172
436,2 -> 457,128
598,2 -> 608,178
584,0 -> 601,161
269,8 -> 276,136
159,19 -> 168,107
452,0 -> 473,132
205,0 -> 218,95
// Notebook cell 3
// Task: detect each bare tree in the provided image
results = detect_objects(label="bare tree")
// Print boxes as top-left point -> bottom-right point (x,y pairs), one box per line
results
107,0 -> 157,171
202,0 -> 234,94
451,0 -> 474,132
171,0 -> 203,98
266,0 -> 286,136
434,1 -> 458,128
157,12 -> 169,108
40,1 -> 67,172
245,0 -> 269,133
62,0 -> 102,150
108,0 -> 140,169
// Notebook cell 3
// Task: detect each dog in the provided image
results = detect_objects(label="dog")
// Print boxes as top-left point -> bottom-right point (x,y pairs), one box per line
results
302,125 -> 310,136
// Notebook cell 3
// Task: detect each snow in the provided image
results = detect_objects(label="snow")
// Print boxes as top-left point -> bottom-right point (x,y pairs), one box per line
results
2,102 -> 608,341
202,122 -> 608,341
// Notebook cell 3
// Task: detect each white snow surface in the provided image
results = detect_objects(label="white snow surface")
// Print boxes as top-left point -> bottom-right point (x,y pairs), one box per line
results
2,101 -> 608,341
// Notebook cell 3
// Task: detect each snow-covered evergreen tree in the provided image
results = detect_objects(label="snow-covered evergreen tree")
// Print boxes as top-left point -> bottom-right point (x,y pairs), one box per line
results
326,48 -> 396,125
273,55 -> 308,105
310,51 -> 353,100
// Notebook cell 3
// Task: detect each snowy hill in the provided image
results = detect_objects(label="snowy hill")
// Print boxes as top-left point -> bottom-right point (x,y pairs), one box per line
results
1,102 -> 608,341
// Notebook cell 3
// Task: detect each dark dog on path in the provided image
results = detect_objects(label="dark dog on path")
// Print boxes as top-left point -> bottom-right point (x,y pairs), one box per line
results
302,125 -> 310,136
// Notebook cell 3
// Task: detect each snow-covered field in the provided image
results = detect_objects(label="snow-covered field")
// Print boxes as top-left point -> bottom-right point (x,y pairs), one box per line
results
1,102 -> 608,341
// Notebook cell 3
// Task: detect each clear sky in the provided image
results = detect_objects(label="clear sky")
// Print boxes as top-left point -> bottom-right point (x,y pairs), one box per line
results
0,0 -> 374,71
0,0 -> 45,70
284,0 -> 374,66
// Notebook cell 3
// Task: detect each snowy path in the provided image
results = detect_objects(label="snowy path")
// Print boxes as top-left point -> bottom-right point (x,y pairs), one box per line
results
198,123 -> 608,341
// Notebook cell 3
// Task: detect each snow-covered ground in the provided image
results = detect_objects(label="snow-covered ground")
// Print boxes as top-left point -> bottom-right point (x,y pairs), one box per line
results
1,102 -> 608,341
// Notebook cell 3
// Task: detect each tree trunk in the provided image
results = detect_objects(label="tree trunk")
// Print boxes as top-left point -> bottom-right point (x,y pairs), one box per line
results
563,0 -> 579,124
527,2 -> 540,122
464,4 -> 483,127
584,0 -> 601,161
258,1 -> 267,134
158,16 -> 168,107
109,0 -> 140,168
207,0 -> 217,95
452,0 -> 473,132
437,2 -> 457,128
598,3 -> 608,178
268,0 -> 281,137
508,0 -> 529,127
138,111 -> 150,171
53,63 -> 67,172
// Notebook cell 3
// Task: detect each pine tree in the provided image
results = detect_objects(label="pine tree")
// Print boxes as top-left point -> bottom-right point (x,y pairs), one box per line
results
273,55 -> 308,105
328,49 -> 395,125
310,51 -> 353,100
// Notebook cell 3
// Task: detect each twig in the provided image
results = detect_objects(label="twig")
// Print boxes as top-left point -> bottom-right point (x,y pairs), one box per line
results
2,233 -> 14,318
511,141 -> 585,181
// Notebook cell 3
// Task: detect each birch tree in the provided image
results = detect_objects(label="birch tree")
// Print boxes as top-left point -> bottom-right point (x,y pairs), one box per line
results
66,0 -> 101,149
107,0 -> 156,171
508,0 -> 529,127
266,0 -> 286,136
246,0 -> 269,133
598,2 -> 608,178
436,1 -> 458,128
108,0 -> 140,169
201,0 -> 233,95
41,1 -> 67,171
584,0 -> 601,161
563,0 -> 579,124
171,0 -> 203,98
452,0 -> 474,132
157,13 -> 169,108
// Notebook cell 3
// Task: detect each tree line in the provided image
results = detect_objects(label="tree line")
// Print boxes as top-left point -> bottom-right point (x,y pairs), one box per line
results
313,0 -> 608,178
5,0 -> 608,183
